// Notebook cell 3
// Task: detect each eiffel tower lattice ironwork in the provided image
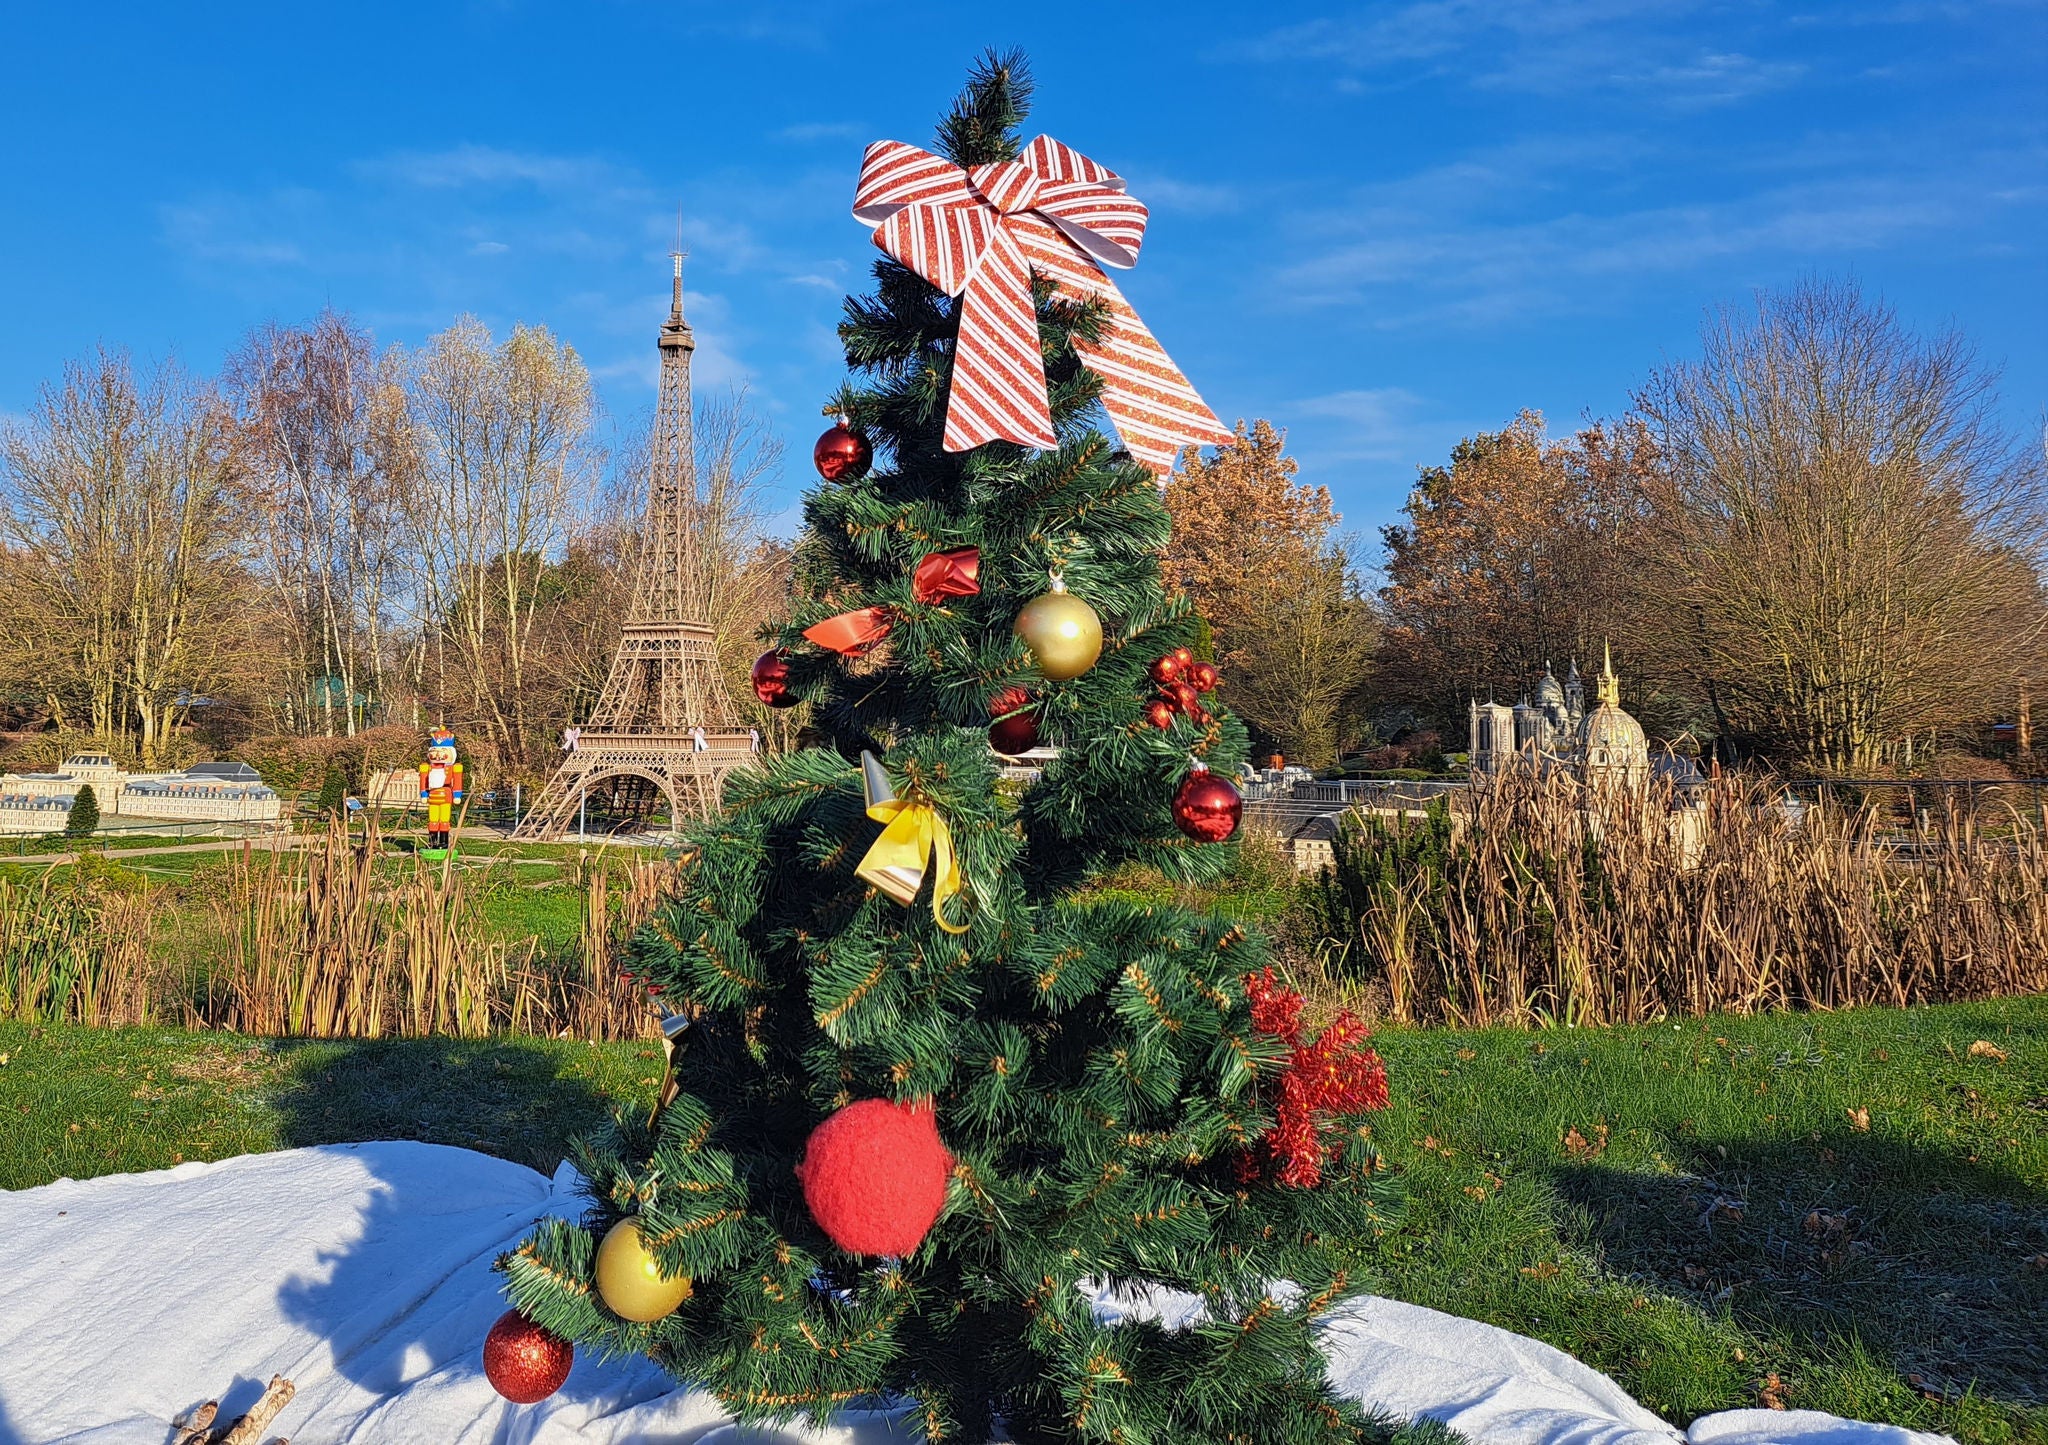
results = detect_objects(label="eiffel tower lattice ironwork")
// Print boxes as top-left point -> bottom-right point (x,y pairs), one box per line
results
514,252 -> 752,838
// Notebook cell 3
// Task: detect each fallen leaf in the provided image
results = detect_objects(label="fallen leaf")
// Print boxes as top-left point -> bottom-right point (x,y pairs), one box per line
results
1732,1348 -> 1746,1363
1520,1262 -> 1560,1280
0,1051 -> 9,1065
1456,1048 -> 1476,1061
1802,1210 -> 1848,1238
1683,1263 -> 1709,1284
1707,1196 -> 1747,1225
1562,1124 -> 1610,1160
1819,1147 -> 1837,1165
1759,1374 -> 1787,1410
1871,1048 -> 1889,1061
1847,1106 -> 1870,1132
1967,1040 -> 2008,1063
2024,1254 -> 2048,1273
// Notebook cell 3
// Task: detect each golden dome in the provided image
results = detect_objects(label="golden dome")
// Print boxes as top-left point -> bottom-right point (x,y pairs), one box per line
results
1578,643 -> 1650,786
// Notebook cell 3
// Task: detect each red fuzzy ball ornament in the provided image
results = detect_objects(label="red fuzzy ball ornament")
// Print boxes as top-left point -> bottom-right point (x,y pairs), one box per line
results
482,1309 -> 574,1403
1172,762 -> 1242,843
813,422 -> 872,483
987,686 -> 1040,756
751,649 -> 798,708
795,1099 -> 953,1257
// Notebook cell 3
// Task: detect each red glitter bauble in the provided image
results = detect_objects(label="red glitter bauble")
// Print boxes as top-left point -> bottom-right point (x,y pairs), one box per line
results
1148,653 -> 1183,686
813,423 -> 872,483
1189,661 -> 1220,692
987,686 -> 1040,756
1142,699 -> 1177,730
1172,766 -> 1242,843
1170,646 -> 1195,670
1166,680 -> 1204,717
751,649 -> 798,708
794,1099 -> 953,1257
482,1309 -> 574,1404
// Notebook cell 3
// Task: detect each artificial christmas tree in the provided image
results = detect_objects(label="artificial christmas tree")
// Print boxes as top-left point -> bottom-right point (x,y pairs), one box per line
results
495,52 -> 1399,1443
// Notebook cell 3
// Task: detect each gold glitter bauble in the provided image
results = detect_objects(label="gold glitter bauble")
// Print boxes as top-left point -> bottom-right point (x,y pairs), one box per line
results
1013,584 -> 1102,681
594,1217 -> 691,1322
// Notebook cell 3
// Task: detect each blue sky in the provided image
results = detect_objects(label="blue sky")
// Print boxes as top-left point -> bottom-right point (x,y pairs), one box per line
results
1,1 -> 2041,542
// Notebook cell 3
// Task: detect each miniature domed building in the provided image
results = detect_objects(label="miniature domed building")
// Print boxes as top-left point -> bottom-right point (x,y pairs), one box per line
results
1578,644 -> 1650,790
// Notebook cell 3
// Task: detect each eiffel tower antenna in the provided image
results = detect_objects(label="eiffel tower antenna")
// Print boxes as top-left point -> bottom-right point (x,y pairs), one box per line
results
513,245 -> 751,839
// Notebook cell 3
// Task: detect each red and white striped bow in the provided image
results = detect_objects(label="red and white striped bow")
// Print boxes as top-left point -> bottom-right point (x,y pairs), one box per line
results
852,134 -> 1233,476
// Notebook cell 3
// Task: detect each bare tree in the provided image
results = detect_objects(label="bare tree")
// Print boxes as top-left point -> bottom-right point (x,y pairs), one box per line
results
1638,278 -> 2047,774
228,311 -> 409,737
0,349 -> 261,765
400,318 -> 600,770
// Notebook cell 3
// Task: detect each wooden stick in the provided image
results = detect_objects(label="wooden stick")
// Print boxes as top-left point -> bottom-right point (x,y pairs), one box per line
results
172,1401 -> 217,1445
216,1375 -> 295,1445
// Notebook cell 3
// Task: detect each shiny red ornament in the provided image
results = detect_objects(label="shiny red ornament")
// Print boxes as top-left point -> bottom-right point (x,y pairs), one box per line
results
1189,661 -> 1219,692
1141,699 -> 1177,730
751,649 -> 798,708
1172,764 -> 1241,843
1170,647 -> 1194,671
795,1098 -> 954,1257
1166,680 -> 1207,722
911,546 -> 981,602
813,423 -> 873,483
1148,653 -> 1183,686
483,1309 -> 574,1403
987,686 -> 1041,756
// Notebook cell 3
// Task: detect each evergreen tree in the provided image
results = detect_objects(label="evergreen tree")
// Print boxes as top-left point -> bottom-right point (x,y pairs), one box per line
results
498,54 -> 1400,1443
316,764 -> 347,817
65,783 -> 99,838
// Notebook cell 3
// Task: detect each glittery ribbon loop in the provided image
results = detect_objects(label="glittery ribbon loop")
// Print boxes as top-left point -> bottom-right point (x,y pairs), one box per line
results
851,135 -> 1233,476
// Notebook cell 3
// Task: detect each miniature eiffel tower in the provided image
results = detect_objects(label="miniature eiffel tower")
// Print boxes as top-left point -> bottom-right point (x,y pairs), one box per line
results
514,250 -> 751,839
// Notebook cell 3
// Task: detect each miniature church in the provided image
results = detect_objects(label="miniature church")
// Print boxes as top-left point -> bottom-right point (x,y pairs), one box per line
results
1468,645 -> 1651,788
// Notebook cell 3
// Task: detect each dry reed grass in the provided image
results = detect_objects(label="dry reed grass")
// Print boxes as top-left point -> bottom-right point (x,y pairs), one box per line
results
1318,769 -> 2048,1028
0,866 -> 166,1025
0,820 -> 690,1040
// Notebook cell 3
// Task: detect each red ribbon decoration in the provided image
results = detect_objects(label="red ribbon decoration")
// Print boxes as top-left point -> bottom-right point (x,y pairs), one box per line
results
804,548 -> 983,655
911,546 -> 980,601
852,135 -> 1234,477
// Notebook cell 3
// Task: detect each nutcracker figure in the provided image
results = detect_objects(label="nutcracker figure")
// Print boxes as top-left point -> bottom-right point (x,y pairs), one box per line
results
418,728 -> 464,859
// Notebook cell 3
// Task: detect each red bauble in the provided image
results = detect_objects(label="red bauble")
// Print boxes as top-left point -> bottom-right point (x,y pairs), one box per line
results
482,1309 -> 574,1404
751,649 -> 798,708
1166,680 -> 1204,717
1148,653 -> 1184,686
1172,765 -> 1242,843
987,686 -> 1040,756
794,1099 -> 953,1257
813,423 -> 872,483
1142,699 -> 1177,730
1189,661 -> 1220,692
1171,647 -> 1195,671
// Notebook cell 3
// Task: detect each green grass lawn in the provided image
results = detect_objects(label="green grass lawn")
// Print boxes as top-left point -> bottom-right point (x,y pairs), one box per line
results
2,998 -> 2042,1442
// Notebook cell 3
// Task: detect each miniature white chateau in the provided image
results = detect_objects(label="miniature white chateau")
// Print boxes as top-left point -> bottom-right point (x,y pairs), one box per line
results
1468,646 -> 1651,788
0,752 -> 282,834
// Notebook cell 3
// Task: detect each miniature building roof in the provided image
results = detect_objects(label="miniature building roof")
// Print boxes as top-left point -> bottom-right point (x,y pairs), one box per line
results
184,761 -> 264,782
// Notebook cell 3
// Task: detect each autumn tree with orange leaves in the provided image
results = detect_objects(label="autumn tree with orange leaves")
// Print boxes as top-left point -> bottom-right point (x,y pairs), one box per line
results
1375,411 -> 1657,728
1166,421 -> 1373,767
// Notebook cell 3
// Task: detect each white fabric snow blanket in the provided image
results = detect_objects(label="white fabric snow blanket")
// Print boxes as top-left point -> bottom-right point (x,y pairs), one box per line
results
0,1143 -> 1954,1445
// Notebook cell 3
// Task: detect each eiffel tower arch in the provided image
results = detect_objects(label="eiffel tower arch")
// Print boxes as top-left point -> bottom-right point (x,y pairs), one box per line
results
515,253 -> 754,839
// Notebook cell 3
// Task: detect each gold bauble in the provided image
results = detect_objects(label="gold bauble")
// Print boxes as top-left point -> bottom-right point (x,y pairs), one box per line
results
1013,584 -> 1103,681
594,1217 -> 691,1323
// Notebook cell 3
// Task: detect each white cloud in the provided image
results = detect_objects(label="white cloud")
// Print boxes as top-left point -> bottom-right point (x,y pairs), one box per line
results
355,145 -> 643,198
1127,173 -> 1243,216
774,121 -> 866,144
1232,1 -> 1810,106
469,240 -> 510,256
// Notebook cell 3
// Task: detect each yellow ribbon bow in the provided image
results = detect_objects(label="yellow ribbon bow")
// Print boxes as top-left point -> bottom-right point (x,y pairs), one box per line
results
854,752 -> 970,934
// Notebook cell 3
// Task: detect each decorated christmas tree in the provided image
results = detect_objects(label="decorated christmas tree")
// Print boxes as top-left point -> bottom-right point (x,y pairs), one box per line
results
488,52 -> 1401,1443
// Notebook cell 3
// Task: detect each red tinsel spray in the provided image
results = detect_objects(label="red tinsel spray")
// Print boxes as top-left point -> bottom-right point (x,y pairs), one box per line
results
1240,967 -> 1390,1188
